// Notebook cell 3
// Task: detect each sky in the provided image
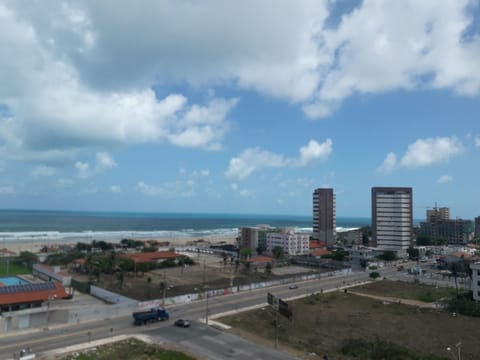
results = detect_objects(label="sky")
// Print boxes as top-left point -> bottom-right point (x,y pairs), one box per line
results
0,0 -> 479,219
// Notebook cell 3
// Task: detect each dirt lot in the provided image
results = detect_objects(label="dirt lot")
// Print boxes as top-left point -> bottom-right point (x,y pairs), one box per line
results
72,253 -> 319,300
220,281 -> 480,359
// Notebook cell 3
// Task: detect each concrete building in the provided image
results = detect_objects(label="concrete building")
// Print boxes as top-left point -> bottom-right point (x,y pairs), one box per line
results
470,262 -> 480,302
475,216 -> 480,238
312,188 -> 336,246
420,219 -> 474,245
337,229 -> 362,247
237,226 -> 270,253
372,187 -> 413,251
266,228 -> 310,256
426,207 -> 450,222
238,227 -> 259,251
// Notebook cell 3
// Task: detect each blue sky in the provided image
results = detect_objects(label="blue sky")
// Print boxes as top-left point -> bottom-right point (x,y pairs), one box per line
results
0,0 -> 479,219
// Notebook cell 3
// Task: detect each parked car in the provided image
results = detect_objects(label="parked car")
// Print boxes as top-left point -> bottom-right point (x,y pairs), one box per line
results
288,284 -> 298,289
174,319 -> 191,328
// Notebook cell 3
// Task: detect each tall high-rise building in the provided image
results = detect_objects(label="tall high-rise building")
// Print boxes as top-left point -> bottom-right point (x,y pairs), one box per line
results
475,216 -> 480,238
372,187 -> 413,251
426,207 -> 450,222
312,188 -> 336,245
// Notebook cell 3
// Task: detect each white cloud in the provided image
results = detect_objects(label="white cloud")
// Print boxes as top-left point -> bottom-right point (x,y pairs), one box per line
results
109,185 -> 121,193
0,3 -> 238,166
136,180 -> 195,198
437,175 -> 453,184
226,139 -> 333,180
226,148 -> 288,181
376,152 -> 398,174
57,178 -> 73,186
0,0 -> 478,180
399,137 -> 463,168
239,189 -> 254,198
298,139 -> 333,166
0,185 -> 15,194
75,161 -> 90,179
308,0 -> 480,118
377,137 -> 463,172
96,152 -> 117,170
31,165 -> 56,177
475,136 -> 480,147
230,183 -> 238,191
200,169 -> 210,177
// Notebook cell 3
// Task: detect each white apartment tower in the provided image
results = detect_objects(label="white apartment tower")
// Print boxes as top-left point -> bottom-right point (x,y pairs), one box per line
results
372,187 -> 413,251
312,188 -> 336,246
266,228 -> 310,256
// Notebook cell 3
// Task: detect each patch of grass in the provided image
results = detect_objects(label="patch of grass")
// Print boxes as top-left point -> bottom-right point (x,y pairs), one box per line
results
61,338 -> 196,360
0,260 -> 30,276
355,280 -> 456,303
220,290 -> 480,359
341,338 -> 448,360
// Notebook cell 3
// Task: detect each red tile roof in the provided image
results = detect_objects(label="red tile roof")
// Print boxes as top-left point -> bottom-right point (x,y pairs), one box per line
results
312,249 -> 332,257
73,258 -> 86,264
120,251 -> 183,263
0,248 -> 16,256
0,282 -> 69,306
247,256 -> 273,263
309,240 -> 326,249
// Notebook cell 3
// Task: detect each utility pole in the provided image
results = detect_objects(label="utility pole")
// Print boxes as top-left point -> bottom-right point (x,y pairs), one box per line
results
274,306 -> 279,349
205,286 -> 209,326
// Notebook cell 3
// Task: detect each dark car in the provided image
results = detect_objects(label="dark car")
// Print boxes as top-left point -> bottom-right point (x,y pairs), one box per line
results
288,284 -> 298,289
174,319 -> 191,328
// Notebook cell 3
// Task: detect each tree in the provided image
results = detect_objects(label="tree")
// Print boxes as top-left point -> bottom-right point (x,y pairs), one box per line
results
272,246 -> 284,259
265,262 -> 272,276
141,246 -> 158,253
416,234 -> 432,246
407,246 -> 419,260
360,226 -> 371,245
15,251 -> 38,269
377,250 -> 396,261
369,271 -> 380,279
256,243 -> 267,255
240,247 -> 252,259
243,260 -> 251,273
146,276 -> 152,298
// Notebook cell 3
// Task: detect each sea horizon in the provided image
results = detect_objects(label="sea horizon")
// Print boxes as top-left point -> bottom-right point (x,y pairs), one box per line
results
0,208 -> 372,244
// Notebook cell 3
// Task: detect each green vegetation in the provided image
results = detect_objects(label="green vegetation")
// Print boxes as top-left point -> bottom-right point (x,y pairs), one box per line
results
322,248 -> 346,261
0,258 -> 30,276
239,247 -> 252,259
447,292 -> 480,317
340,338 -> 447,360
369,271 -> 380,279
61,338 -> 196,360
14,251 -> 38,270
376,250 -> 397,261
355,280 -> 456,303
360,226 -> 371,245
221,282 -> 480,359
272,246 -> 284,259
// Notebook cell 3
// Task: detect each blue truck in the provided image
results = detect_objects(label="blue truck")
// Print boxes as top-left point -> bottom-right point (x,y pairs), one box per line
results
132,307 -> 169,325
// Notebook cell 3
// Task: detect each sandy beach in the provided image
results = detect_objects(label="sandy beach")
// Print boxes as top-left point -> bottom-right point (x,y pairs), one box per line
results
1,235 -> 237,255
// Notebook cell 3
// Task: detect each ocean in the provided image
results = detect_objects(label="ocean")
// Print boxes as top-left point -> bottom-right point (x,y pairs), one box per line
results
0,209 -> 370,244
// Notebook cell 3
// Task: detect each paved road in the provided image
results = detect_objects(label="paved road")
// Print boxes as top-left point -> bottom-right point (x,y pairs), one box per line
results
0,271 -> 374,359
0,263 -> 447,359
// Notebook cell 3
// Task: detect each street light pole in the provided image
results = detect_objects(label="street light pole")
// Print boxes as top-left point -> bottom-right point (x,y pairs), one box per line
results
205,287 -> 209,326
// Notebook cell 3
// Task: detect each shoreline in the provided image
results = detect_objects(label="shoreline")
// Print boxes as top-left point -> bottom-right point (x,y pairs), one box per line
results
0,235 -> 238,255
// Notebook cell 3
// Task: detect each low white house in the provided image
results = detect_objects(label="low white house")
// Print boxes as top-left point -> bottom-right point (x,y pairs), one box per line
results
471,262 -> 480,302
266,228 -> 310,256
